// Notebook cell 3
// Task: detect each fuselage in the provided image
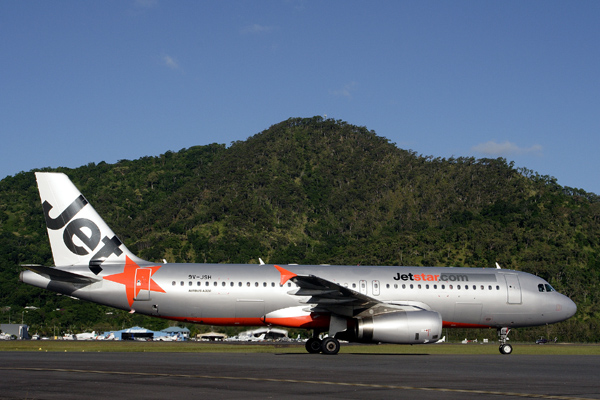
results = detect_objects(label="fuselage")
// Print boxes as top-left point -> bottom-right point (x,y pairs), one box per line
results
21,263 -> 577,330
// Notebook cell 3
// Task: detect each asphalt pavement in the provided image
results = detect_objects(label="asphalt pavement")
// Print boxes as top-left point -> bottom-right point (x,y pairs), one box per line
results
1,351 -> 599,399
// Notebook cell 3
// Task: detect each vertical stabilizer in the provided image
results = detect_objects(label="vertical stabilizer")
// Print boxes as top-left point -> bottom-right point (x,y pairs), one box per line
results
35,172 -> 145,272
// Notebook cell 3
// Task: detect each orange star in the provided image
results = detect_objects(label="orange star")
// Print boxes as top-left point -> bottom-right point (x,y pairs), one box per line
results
103,256 -> 165,307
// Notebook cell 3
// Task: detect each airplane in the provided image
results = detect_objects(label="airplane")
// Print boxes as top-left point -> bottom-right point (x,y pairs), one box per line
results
75,331 -> 97,340
20,172 -> 577,355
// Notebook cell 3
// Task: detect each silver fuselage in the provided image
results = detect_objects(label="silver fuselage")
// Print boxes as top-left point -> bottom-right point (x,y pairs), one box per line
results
21,263 -> 577,329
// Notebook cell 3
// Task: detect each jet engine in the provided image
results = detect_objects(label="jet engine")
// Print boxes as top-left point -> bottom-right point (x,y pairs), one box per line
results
353,310 -> 442,344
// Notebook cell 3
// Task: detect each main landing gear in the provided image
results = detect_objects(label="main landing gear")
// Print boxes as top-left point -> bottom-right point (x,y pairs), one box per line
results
305,336 -> 341,355
498,327 -> 513,355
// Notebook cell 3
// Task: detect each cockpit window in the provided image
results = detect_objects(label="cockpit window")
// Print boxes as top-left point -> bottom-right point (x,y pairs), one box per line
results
538,283 -> 556,292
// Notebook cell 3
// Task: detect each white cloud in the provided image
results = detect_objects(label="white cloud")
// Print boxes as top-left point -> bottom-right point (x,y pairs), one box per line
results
471,141 -> 542,156
241,24 -> 274,34
330,81 -> 357,99
162,55 -> 179,70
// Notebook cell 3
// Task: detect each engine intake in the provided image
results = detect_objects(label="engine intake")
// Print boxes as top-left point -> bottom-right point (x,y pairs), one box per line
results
356,310 -> 442,344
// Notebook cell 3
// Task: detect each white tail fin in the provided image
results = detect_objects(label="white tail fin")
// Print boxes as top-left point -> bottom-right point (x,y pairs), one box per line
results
35,172 -> 145,272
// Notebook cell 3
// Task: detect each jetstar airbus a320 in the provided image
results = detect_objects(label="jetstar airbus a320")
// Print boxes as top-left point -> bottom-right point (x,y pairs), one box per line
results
20,173 -> 577,354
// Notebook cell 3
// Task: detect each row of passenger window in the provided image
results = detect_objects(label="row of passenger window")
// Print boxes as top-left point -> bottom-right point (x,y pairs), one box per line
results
171,280 -> 500,292
384,283 -> 501,291
173,281 -> 294,288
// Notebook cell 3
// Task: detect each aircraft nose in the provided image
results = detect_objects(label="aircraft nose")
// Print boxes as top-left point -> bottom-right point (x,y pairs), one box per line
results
556,295 -> 577,321
562,296 -> 577,319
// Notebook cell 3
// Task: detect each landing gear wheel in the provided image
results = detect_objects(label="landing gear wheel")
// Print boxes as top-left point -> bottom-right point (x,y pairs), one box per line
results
497,327 -> 513,355
321,337 -> 340,355
305,337 -> 322,354
499,344 -> 513,355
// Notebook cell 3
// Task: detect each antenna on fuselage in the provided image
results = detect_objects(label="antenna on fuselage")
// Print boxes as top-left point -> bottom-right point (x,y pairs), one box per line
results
495,262 -> 502,269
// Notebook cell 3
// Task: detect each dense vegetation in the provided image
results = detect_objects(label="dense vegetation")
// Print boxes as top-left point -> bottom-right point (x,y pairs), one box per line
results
1,117 -> 598,341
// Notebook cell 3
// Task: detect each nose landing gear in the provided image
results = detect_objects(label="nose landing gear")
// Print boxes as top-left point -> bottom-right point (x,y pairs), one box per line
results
498,327 -> 513,355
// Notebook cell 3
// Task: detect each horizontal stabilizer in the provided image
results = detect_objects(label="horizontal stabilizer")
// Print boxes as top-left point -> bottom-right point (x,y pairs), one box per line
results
21,265 -> 99,284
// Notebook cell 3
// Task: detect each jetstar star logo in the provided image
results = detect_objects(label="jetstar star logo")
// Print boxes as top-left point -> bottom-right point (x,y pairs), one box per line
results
103,256 -> 165,307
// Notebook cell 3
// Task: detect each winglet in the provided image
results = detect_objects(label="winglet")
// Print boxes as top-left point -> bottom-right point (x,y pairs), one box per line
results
274,265 -> 297,285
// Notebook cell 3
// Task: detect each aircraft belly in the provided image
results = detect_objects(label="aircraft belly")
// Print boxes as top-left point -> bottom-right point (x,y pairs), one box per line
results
453,302 -> 483,325
198,296 -> 236,319
146,286 -> 303,325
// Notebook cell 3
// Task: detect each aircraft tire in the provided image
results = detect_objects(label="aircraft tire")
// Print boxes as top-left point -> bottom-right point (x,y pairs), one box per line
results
499,344 -> 513,355
321,337 -> 340,355
305,338 -> 322,354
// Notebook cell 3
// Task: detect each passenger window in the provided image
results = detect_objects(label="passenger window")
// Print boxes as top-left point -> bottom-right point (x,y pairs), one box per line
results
247,282 -> 250,287
197,281 -> 201,286
496,285 -> 500,290
441,284 -> 445,289
239,282 -> 242,287
464,285 -> 468,290
449,285 -> 453,289
488,285 -> 492,290
214,282 -> 218,286
172,281 -> 176,286
222,282 -> 226,286
180,281 -> 184,286
271,282 -> 275,287
263,282 -> 267,287
189,281 -> 192,286
402,284 -> 406,289
386,284 -> 390,289
352,283 -> 356,288
480,285 -> 484,290
425,284 -> 429,289
410,284 -> 414,289
394,284 -> 398,289
205,281 -> 209,286
433,284 -> 437,289
417,284 -> 421,289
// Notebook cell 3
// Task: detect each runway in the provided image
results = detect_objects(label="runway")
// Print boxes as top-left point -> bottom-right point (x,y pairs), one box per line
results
1,351 -> 599,399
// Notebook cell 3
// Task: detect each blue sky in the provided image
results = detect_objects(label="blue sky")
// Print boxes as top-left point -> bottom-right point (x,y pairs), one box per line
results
2,1 -> 599,194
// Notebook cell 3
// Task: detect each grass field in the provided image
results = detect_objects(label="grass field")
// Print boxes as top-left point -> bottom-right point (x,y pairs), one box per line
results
1,341 -> 599,355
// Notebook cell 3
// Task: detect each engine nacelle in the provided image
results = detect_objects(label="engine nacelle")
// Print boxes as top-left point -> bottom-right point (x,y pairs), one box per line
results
355,310 -> 442,344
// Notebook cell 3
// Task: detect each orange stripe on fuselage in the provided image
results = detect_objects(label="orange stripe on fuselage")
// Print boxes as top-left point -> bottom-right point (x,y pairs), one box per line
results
166,315 -> 330,329
164,317 -> 490,330
443,321 -> 491,328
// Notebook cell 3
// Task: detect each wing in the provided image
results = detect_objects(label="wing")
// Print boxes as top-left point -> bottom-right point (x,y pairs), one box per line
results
274,265 -> 429,318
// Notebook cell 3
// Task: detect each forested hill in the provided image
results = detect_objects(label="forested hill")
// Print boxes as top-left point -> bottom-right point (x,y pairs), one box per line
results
1,116 -> 599,340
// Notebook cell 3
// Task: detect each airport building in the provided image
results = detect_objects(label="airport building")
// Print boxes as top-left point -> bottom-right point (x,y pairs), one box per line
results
0,324 -> 30,340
